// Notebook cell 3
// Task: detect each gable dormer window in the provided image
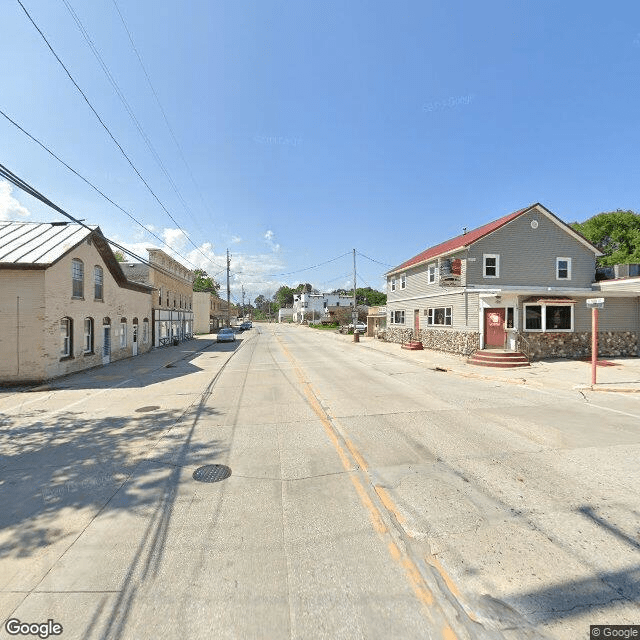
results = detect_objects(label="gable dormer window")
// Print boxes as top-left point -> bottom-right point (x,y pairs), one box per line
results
556,257 -> 571,280
483,254 -> 500,278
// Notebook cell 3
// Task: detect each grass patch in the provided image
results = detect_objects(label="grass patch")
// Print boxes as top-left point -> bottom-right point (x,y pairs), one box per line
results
309,323 -> 339,330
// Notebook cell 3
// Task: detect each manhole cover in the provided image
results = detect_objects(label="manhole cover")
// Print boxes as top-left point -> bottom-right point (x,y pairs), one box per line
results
193,464 -> 232,483
135,405 -> 160,413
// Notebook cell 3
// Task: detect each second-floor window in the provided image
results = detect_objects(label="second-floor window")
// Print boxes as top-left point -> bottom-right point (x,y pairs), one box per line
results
556,257 -> 571,280
72,259 -> 84,298
400,274 -> 406,289
483,254 -> 500,278
390,278 -> 396,292
428,264 -> 437,284
94,266 -> 103,300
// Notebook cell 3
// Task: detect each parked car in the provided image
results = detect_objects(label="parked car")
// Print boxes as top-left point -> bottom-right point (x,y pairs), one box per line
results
348,322 -> 367,332
240,322 -> 252,331
217,328 -> 236,342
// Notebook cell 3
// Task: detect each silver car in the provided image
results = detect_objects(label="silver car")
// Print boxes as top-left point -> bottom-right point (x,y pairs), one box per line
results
217,328 -> 236,343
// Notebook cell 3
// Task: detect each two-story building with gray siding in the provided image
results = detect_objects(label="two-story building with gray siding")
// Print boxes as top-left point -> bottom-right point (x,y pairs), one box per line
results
385,203 -> 640,360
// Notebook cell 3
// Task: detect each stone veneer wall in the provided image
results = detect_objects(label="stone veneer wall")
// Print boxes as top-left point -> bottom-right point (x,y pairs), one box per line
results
520,331 -> 639,360
384,327 -> 480,356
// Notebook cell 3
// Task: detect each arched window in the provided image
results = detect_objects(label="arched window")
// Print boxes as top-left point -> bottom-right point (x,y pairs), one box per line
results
94,266 -> 103,300
84,317 -> 94,353
103,316 -> 111,325
60,317 -> 73,357
72,259 -> 84,298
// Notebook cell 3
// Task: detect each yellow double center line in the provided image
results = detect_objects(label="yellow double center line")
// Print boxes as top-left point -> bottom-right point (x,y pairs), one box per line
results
275,331 -> 461,640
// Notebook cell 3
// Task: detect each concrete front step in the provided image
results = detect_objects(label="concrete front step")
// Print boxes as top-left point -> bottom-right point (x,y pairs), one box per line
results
467,350 -> 530,368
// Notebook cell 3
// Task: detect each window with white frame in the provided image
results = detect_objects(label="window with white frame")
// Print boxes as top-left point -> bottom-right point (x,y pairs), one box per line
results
120,319 -> 127,347
524,304 -> 573,332
400,273 -> 406,289
391,310 -> 405,324
72,259 -> 84,298
94,266 -> 103,300
556,257 -> 572,280
390,278 -> 396,292
483,254 -> 500,278
426,307 -> 452,326
60,318 -> 72,357
84,317 -> 93,353
427,263 -> 437,284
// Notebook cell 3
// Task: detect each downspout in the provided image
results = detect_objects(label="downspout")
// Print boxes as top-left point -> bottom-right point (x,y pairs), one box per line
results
16,296 -> 20,377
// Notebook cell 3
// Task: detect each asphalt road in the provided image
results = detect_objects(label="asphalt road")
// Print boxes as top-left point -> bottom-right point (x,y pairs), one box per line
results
1,325 -> 639,640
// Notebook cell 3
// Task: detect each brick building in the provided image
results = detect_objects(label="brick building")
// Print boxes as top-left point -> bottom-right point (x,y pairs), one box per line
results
0,221 -> 153,384
122,248 -> 194,347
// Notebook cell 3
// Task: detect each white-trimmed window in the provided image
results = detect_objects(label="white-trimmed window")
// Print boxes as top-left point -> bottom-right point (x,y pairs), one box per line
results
60,317 -> 72,357
427,263 -> 437,284
524,304 -> 574,332
84,317 -> 94,353
391,310 -> 405,324
390,278 -> 396,292
400,273 -> 406,289
94,266 -> 103,300
72,259 -> 84,298
483,254 -> 500,278
556,257 -> 572,280
120,318 -> 127,348
426,307 -> 452,326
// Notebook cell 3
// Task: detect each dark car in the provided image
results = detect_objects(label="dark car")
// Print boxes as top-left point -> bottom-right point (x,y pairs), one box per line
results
240,322 -> 252,331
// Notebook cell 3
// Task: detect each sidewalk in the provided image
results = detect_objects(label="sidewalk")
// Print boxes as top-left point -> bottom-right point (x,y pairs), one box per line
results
325,329 -> 640,394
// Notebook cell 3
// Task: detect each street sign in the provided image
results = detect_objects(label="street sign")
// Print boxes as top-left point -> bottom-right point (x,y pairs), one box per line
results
586,298 -> 605,309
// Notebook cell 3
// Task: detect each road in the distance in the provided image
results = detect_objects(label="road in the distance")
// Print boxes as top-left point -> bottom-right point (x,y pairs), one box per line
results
1,324 -> 639,640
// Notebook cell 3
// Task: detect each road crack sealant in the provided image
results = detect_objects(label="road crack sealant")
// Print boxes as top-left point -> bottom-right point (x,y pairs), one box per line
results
270,327 -> 505,640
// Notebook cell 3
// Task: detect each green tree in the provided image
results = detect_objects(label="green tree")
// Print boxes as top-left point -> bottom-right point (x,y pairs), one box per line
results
193,269 -> 220,294
571,211 -> 640,266
274,285 -> 295,307
113,251 -> 125,262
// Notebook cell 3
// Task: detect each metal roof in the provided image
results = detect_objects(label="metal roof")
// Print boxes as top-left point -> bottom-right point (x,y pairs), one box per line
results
0,221 -> 95,265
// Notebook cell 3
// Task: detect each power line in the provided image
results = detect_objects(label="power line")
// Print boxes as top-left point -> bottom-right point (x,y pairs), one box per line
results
356,250 -> 393,268
0,108 -> 201,271
111,0 -> 216,235
265,251 -> 351,277
60,0 -> 208,244
16,0 -> 224,271
0,161 -> 184,282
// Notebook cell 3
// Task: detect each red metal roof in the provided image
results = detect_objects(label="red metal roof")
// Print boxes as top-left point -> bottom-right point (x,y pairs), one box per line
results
388,205 -> 533,275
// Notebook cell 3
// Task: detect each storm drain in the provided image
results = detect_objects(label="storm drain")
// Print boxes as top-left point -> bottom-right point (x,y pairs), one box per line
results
193,464 -> 232,483
135,405 -> 160,413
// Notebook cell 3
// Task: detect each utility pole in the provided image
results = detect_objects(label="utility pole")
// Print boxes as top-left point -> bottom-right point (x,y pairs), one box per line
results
226,249 -> 231,327
241,285 -> 245,321
353,248 -> 357,315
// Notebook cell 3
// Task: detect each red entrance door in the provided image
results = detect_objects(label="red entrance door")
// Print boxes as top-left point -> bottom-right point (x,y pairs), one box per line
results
484,308 -> 506,347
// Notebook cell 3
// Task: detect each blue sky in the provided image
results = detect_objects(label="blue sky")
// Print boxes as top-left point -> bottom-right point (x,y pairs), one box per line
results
2,1 -> 640,304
